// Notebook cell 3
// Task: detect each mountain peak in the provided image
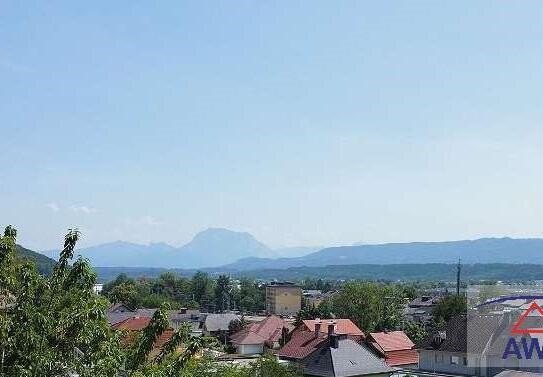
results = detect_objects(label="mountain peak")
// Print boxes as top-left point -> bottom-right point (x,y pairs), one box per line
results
192,228 -> 258,242
178,228 -> 272,268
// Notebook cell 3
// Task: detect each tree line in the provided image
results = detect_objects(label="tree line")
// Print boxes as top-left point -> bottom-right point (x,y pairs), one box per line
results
102,270 -> 266,313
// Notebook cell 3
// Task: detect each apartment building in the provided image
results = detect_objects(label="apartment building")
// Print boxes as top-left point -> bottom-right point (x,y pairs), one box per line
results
265,282 -> 301,316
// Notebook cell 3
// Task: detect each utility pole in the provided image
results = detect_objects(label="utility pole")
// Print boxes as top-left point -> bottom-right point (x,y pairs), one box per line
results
456,258 -> 462,296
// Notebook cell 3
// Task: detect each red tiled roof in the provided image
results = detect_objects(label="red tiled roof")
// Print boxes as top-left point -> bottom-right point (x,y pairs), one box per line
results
302,319 -> 365,337
383,349 -> 419,366
231,331 -> 267,345
368,331 -> 418,366
112,316 -> 175,349
231,315 -> 286,346
112,316 -> 152,331
369,331 -> 414,352
277,330 -> 328,360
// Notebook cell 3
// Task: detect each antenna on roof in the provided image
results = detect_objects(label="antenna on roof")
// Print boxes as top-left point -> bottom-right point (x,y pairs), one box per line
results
456,258 -> 462,296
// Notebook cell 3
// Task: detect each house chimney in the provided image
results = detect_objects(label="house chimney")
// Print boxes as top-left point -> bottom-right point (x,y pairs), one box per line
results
330,334 -> 339,349
327,320 -> 336,336
329,322 -> 340,349
314,318 -> 321,337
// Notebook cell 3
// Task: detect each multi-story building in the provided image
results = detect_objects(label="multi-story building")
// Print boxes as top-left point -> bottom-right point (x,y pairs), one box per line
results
265,281 -> 301,316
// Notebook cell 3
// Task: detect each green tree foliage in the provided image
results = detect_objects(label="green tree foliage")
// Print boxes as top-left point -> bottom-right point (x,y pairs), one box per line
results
404,321 -> 428,345
110,281 -> 139,306
432,294 -> 467,322
102,272 -> 266,314
300,277 -> 336,292
294,301 -> 333,327
152,272 -> 193,305
191,271 -> 215,310
103,273 -> 188,309
331,281 -> 410,332
0,227 -> 124,377
182,355 -> 301,377
235,278 -> 265,313
215,275 -> 232,313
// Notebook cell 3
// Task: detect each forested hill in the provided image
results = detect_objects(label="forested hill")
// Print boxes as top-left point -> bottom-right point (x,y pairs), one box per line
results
16,245 -> 55,275
93,263 -> 543,283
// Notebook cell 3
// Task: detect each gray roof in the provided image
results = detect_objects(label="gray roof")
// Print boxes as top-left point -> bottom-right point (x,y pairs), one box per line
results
204,313 -> 240,332
107,307 -> 201,326
409,296 -> 439,308
419,314 -> 502,353
107,308 -> 157,325
495,371 -> 543,377
267,281 -> 300,288
302,336 -> 393,377
168,309 -> 201,322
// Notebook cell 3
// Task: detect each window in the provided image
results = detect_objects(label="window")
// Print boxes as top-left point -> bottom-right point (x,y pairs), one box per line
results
463,357 -> 468,366
435,353 -> 439,363
451,356 -> 460,365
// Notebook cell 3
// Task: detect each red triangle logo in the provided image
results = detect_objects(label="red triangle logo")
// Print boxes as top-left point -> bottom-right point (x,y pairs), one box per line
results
511,302 -> 543,334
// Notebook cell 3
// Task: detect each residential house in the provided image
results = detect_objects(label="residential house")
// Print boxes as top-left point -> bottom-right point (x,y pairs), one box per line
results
280,321 -> 392,377
112,316 -> 176,355
367,330 -> 418,367
106,303 -> 156,325
266,282 -> 302,316
480,312 -> 543,377
419,303 -> 543,377
278,320 -> 364,363
168,308 -> 201,330
203,313 -> 241,336
230,315 -> 290,355
418,314 -> 500,376
405,296 -> 440,324
106,303 -> 201,333
277,325 -> 329,363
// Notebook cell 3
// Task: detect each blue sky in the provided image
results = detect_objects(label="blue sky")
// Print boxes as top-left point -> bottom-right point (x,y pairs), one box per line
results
1,1 -> 543,250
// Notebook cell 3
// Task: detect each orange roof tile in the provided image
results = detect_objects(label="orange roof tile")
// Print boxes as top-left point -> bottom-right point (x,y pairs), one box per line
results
384,349 -> 419,366
277,330 -> 328,360
231,315 -> 287,346
302,319 -> 365,337
369,331 -> 414,352
112,316 -> 152,331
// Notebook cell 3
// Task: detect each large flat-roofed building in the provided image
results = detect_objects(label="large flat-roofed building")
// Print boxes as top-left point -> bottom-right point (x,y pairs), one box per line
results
265,282 -> 301,316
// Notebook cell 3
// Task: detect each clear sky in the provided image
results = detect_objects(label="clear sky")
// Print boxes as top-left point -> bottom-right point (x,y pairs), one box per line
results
2,1 -> 543,250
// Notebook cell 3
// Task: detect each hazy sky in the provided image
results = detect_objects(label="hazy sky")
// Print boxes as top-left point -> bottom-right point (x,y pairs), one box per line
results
2,1 -> 543,250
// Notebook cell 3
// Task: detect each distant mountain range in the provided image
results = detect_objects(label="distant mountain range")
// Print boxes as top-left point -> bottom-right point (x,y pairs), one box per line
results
44,228 -> 320,268
39,229 -> 543,270
223,237 -> 543,270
